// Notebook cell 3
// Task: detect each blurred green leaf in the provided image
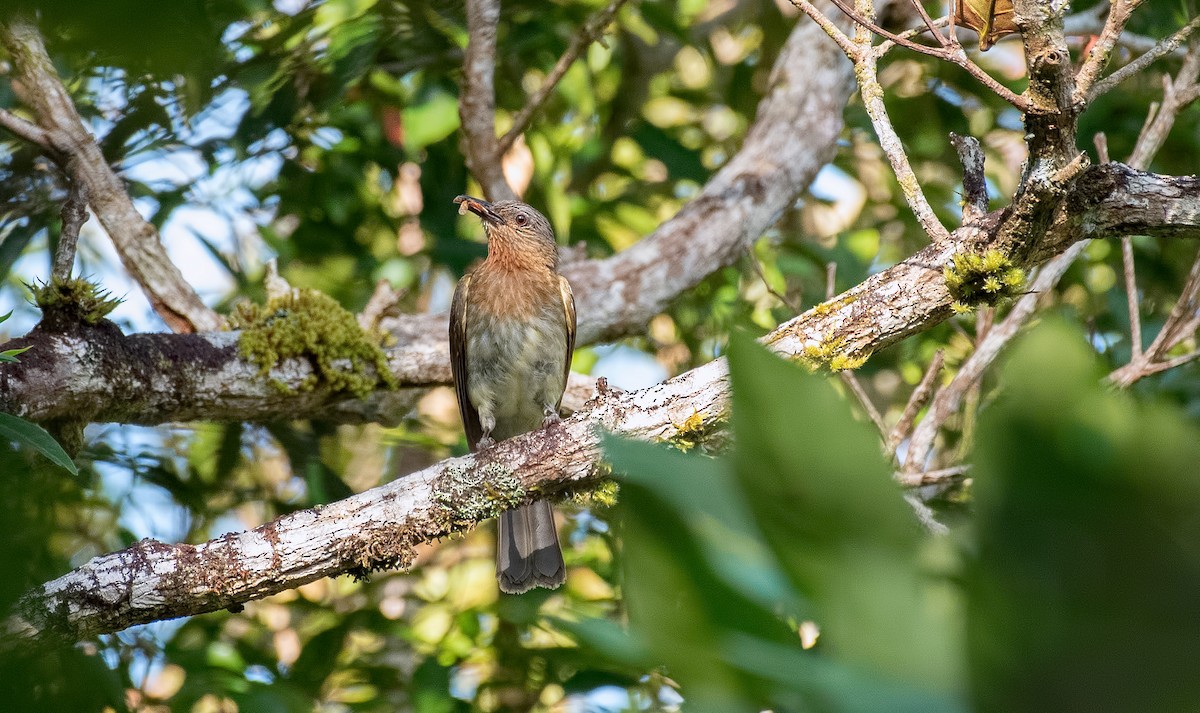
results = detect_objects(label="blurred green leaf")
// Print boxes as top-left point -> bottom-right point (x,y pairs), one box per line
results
727,335 -> 959,689
602,335 -> 968,710
401,90 -> 460,151
0,412 -> 77,475
969,320 -> 1200,712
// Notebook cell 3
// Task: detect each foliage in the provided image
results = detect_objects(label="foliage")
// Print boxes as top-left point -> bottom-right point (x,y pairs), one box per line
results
593,323 -> 1200,711
968,321 -> 1200,711
1,0 -> 1199,711
0,310 -> 77,474
598,335 -> 963,712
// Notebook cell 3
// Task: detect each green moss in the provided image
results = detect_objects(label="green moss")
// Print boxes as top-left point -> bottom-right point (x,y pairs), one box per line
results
828,352 -> 869,371
798,334 -> 871,373
811,292 -> 859,317
230,289 -> 397,398
564,477 -> 621,509
30,277 -> 121,324
943,249 -> 1026,311
658,410 -> 730,454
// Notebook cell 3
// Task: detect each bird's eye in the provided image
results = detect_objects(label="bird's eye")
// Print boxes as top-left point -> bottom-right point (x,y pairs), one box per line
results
515,213 -> 528,226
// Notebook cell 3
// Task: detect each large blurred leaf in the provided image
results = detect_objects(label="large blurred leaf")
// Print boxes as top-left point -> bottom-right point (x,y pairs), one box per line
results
601,334 -> 966,711
727,335 -> 959,688
14,0 -> 233,83
969,321 -> 1200,711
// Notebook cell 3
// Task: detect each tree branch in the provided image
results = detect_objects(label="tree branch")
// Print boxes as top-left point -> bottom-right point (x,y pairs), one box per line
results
4,165 -> 1197,425
887,348 -> 943,455
900,239 -> 1090,479
0,18 -> 222,333
1087,13 -> 1200,102
820,0 -> 1035,111
0,106 -> 53,149
851,5 -> 951,242
52,179 -> 88,282
458,0 -> 515,201
1073,0 -> 1145,102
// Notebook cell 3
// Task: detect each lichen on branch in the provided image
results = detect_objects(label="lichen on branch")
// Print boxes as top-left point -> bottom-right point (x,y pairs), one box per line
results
230,289 -> 398,398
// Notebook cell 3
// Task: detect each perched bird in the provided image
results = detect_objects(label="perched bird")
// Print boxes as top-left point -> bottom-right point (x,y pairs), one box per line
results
449,194 -> 575,594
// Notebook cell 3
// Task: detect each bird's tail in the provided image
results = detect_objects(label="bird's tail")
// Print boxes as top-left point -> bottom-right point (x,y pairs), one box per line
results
496,499 -> 565,594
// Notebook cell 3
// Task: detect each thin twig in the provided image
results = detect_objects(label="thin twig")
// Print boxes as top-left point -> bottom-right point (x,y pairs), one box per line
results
748,248 -> 800,313
1074,0 -> 1146,102
357,279 -> 404,332
1110,259 -> 1200,387
496,0 -> 630,156
839,370 -> 889,440
845,4 -> 950,243
887,349 -> 944,455
876,16 -> 950,56
1088,14 -> 1200,101
1120,235 -> 1143,356
1145,349 -> 1200,375
1096,131 -> 1144,359
0,107 -> 54,149
825,0 -> 1035,111
1128,42 -> 1200,168
897,464 -> 970,486
907,0 -> 949,47
904,493 -> 949,534
788,0 -> 859,59
1092,131 -> 1110,163
53,179 -> 88,282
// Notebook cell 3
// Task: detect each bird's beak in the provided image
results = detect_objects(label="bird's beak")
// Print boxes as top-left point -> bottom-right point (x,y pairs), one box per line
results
454,195 -> 503,226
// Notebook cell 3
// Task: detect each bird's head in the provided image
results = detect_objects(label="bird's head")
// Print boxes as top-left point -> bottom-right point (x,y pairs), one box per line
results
454,195 -> 558,270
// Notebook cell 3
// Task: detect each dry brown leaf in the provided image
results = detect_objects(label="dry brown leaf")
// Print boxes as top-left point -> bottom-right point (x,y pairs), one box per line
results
954,0 -> 1018,50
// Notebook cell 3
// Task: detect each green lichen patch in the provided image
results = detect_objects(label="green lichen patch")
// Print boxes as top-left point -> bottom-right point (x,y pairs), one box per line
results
30,277 -> 122,325
230,289 -> 397,398
798,334 -> 870,373
431,461 -> 526,526
943,248 -> 1025,312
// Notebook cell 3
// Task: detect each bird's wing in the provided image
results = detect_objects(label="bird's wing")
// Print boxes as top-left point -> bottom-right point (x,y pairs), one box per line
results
450,274 -> 484,449
556,275 -> 576,410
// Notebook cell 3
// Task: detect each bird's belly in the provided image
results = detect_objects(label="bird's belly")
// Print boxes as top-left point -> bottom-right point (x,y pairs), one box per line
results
466,314 -> 568,441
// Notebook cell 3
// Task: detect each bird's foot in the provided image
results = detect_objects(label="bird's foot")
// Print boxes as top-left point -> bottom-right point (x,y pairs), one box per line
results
541,409 -> 562,428
477,434 -> 496,449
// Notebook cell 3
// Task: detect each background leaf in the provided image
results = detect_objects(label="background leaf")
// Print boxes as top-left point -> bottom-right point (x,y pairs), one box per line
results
0,412 -> 78,475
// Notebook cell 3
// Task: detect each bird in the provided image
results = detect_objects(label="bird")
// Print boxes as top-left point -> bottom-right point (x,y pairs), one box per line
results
449,194 -> 575,594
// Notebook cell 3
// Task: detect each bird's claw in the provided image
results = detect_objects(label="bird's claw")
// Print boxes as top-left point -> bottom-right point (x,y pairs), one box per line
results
542,410 -> 562,428
477,435 -> 496,450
